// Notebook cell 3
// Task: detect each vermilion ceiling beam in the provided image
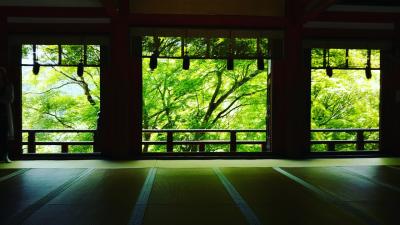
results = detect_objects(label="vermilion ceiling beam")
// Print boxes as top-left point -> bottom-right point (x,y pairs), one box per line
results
128,14 -> 287,29
303,0 -> 337,23
101,0 -> 119,17
316,11 -> 400,23
0,7 -> 107,18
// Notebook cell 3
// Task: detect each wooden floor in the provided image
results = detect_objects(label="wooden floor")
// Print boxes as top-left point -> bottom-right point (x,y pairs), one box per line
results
0,158 -> 399,225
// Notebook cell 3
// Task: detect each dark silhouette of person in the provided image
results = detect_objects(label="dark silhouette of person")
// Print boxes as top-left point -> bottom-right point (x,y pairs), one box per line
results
0,67 -> 14,163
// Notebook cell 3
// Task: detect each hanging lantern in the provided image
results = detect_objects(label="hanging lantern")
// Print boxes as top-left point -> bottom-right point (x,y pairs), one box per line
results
77,44 -> 85,77
32,44 -> 40,75
257,53 -> 264,71
326,65 -> 333,77
326,49 -> 333,77
150,36 -> 160,71
227,55 -> 234,70
365,49 -> 372,79
182,36 -> 190,70
183,53 -> 190,70
77,60 -> 84,77
150,52 -> 158,70
256,37 -> 264,70
32,61 -> 40,75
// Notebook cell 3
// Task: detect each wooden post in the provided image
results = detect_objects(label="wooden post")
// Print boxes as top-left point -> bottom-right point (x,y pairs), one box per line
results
230,131 -> 237,152
27,131 -> 36,153
61,144 -> 68,153
199,143 -> 205,152
380,46 -> 400,155
261,143 -> 267,152
167,131 -> 173,152
327,142 -> 335,152
356,131 -> 365,150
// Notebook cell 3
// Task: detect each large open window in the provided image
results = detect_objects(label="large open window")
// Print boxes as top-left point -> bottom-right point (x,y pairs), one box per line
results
21,43 -> 101,154
140,32 -> 271,154
310,48 -> 380,152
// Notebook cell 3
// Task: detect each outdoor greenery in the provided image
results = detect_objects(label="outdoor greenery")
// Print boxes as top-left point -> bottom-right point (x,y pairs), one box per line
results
142,36 -> 268,152
22,44 -> 100,153
310,48 -> 380,151
20,40 -> 380,154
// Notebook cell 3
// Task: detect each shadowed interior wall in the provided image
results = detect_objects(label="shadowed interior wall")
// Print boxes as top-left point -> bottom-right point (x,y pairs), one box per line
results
130,0 -> 285,16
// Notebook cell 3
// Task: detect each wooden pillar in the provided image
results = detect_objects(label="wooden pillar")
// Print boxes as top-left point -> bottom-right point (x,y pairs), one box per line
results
380,50 -> 400,155
270,1 -> 309,157
270,39 -> 286,155
97,1 -> 138,158
0,17 -> 6,65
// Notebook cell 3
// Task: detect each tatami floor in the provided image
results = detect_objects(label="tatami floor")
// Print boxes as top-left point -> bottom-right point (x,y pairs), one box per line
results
0,158 -> 400,225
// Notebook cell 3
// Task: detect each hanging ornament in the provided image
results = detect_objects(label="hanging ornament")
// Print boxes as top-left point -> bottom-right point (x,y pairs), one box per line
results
326,49 -> 333,77
365,49 -> 372,79
257,37 -> 264,70
182,35 -> 190,70
32,44 -> 40,75
150,36 -> 159,70
77,45 -> 85,77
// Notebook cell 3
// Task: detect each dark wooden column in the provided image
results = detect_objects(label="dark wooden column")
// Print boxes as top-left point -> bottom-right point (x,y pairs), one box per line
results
270,1 -> 310,158
0,16 -> 6,65
270,39 -> 286,155
380,49 -> 400,155
97,5 -> 138,158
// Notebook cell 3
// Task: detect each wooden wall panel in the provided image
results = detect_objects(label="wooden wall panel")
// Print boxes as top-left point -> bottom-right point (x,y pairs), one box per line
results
130,0 -> 285,16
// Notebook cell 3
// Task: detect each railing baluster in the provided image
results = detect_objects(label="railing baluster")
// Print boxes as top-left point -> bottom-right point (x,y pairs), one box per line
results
261,143 -> 267,152
327,142 -> 335,152
230,131 -> 237,152
199,143 -> 205,152
61,144 -> 68,153
167,131 -> 173,152
28,131 -> 36,153
356,131 -> 365,150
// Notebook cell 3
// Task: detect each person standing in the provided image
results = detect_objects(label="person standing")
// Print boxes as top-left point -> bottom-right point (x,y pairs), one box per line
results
0,67 -> 14,163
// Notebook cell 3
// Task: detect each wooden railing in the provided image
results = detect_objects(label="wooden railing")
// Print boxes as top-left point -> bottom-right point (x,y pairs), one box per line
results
22,129 -> 95,154
310,128 -> 379,151
142,129 -> 268,152
21,128 -> 379,154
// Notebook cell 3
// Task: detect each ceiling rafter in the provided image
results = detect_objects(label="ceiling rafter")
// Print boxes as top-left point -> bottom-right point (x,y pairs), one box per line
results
303,0 -> 337,23
101,0 -> 119,17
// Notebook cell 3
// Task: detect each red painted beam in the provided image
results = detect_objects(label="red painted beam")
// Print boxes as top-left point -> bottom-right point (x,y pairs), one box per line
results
101,0 -> 119,17
315,11 -> 400,23
303,0 -> 337,23
7,23 -> 112,33
128,14 -> 288,29
303,28 -> 395,39
0,6 -> 108,18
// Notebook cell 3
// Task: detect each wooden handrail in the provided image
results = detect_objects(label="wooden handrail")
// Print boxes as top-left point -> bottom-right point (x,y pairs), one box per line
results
20,128 -> 379,154
22,130 -> 95,154
142,129 -> 267,152
310,128 -> 379,151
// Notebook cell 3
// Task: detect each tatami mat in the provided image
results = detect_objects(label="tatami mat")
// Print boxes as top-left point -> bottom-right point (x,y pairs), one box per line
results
0,159 -> 400,225
1,157 -> 400,168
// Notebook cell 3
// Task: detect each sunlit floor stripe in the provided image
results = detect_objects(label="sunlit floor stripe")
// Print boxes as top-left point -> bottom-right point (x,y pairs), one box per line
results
273,167 -> 382,225
128,167 -> 157,225
0,169 -> 30,183
340,167 -> 400,193
213,168 -> 261,225
7,168 -> 95,225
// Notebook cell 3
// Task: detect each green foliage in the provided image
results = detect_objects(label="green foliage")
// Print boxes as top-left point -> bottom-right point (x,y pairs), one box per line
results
311,48 -> 380,152
142,57 -> 267,152
21,42 -> 381,154
22,45 -> 101,154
